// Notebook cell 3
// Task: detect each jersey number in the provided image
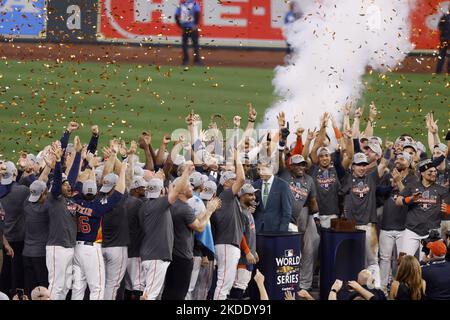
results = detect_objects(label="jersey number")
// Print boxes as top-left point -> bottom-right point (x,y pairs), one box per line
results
78,216 -> 91,234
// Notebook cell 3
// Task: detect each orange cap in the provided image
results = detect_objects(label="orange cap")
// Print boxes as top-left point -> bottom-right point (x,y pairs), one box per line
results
427,241 -> 447,257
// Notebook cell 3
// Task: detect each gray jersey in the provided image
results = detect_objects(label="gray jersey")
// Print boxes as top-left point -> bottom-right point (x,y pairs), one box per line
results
139,196 -> 174,261
170,199 -> 196,260
23,200 -> 49,257
211,189 -> 244,248
238,207 -> 256,265
400,181 -> 449,236
126,196 -> 144,258
436,161 -> 450,221
381,174 -> 418,231
102,192 -> 130,248
310,165 -> 341,216
1,183 -> 30,241
279,169 -> 316,222
342,170 -> 379,225
46,195 -> 78,248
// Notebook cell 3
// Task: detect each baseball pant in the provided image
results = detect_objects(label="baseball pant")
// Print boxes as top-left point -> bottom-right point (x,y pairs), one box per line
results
379,229 -> 403,291
102,246 -> 128,300
185,256 -> 202,300
399,228 -> 429,261
299,214 -> 320,290
46,245 -> 74,300
191,260 -> 214,300
161,255 -> 193,300
141,260 -> 170,300
23,256 -> 48,297
355,224 -> 380,288
441,220 -> 450,241
8,240 -> 24,293
213,244 -> 241,300
72,242 -> 105,300
232,267 -> 252,291
319,214 -> 338,229
124,257 -> 144,292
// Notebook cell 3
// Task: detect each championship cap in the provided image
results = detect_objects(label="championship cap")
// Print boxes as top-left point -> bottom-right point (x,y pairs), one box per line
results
291,154 -> 307,164
434,143 -> 448,154
426,240 -> 447,257
403,143 -> 418,153
1,161 -> 16,185
316,147 -> 331,157
82,180 -> 98,196
131,176 -> 147,190
189,171 -> 203,188
200,181 -> 217,201
28,180 -> 47,203
365,142 -> 382,157
396,151 -> 412,164
369,136 -> 382,146
238,183 -> 259,197
415,141 -> 426,154
173,155 -> 186,166
352,153 -> 369,165
219,171 -> 237,185
146,178 -> 164,199
99,173 -> 118,193
417,159 -> 436,173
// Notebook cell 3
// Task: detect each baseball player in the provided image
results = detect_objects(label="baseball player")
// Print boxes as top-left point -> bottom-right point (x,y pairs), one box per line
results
210,151 -> 245,300
395,159 -> 449,260
100,172 -> 129,300
46,139 -> 82,300
161,163 -> 221,300
70,162 -> 126,300
0,160 -> 29,296
123,176 -> 146,300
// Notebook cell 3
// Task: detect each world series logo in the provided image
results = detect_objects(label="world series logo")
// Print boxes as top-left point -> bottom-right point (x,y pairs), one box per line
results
275,248 -> 300,290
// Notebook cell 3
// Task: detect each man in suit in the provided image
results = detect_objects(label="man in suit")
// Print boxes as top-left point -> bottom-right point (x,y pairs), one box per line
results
252,163 -> 293,233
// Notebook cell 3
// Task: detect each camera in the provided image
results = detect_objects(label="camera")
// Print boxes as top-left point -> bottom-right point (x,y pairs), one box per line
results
421,229 -> 442,256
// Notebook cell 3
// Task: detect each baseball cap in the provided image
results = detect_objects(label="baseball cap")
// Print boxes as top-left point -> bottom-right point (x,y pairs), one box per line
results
364,142 -> 382,157
189,171 -> 203,188
426,240 -> 447,257
291,154 -> 307,165
31,286 -> 50,300
352,153 -> 369,165
416,141 -> 426,153
99,173 -> 118,193
146,178 -> 164,199
396,151 -> 412,164
0,291 -> 9,300
199,181 -> 217,201
219,171 -> 237,185
316,147 -> 331,157
369,136 -> 382,146
201,174 -> 209,185
130,176 -> 147,190
95,166 -> 104,185
27,153 -> 37,164
82,180 -> 98,196
28,180 -> 47,203
359,137 -> 369,143
434,143 -> 448,154
238,183 -> 259,197
1,161 -> 16,185
173,154 -> 186,166
418,159 -> 436,173
403,143 -> 417,153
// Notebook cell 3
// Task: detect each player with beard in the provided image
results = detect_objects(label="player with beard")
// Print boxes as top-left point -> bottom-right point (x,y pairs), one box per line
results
378,152 -> 418,294
395,159 -> 449,260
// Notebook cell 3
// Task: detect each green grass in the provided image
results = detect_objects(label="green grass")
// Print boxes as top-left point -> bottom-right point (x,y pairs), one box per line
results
0,60 -> 447,160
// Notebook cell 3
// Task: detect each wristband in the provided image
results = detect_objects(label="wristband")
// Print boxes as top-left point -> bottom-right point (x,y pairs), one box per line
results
248,119 -> 255,123
331,289 -> 337,293
333,127 -> 342,139
403,196 -> 413,205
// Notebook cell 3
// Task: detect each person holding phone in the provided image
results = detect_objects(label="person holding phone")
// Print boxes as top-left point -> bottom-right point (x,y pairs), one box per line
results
396,159 -> 449,260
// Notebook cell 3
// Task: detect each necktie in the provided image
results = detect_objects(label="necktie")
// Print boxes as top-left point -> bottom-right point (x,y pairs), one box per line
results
263,182 -> 269,208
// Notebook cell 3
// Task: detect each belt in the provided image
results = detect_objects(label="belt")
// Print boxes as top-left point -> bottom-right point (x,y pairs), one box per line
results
76,241 -> 95,246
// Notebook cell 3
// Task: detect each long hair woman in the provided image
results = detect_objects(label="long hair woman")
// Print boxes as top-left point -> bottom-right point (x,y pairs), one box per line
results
389,255 -> 426,300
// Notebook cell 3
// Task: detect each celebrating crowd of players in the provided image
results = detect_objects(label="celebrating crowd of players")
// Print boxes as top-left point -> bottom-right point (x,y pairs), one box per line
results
0,103 -> 448,300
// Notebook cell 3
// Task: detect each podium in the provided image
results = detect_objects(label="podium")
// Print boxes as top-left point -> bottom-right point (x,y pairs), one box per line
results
319,228 -> 365,300
250,232 -> 301,300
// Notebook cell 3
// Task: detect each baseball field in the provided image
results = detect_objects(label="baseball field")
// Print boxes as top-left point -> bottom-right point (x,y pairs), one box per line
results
0,58 -> 447,158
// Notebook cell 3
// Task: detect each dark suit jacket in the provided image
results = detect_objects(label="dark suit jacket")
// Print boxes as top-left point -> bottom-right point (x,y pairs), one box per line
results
253,176 -> 293,233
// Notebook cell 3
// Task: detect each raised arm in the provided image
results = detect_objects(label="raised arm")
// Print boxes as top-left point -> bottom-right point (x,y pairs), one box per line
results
426,112 -> 440,152
310,112 -> 330,164
138,132 -> 155,171
60,121 -> 79,152
51,144 -> 64,198
68,136 -> 82,188
189,197 -> 222,233
114,161 -> 127,194
232,149 -> 245,195
363,102 -> 377,138
168,162 -> 193,204
155,134 -> 171,167
86,125 -> 99,155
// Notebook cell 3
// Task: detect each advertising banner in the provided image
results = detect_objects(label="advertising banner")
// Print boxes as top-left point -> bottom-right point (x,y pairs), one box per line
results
0,0 -> 46,38
46,0 -> 98,42
98,0 -> 447,50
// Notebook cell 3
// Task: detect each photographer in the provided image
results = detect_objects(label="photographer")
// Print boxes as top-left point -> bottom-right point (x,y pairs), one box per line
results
421,240 -> 450,300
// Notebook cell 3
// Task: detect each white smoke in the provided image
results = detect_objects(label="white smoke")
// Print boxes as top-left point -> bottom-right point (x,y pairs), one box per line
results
261,0 -> 416,137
